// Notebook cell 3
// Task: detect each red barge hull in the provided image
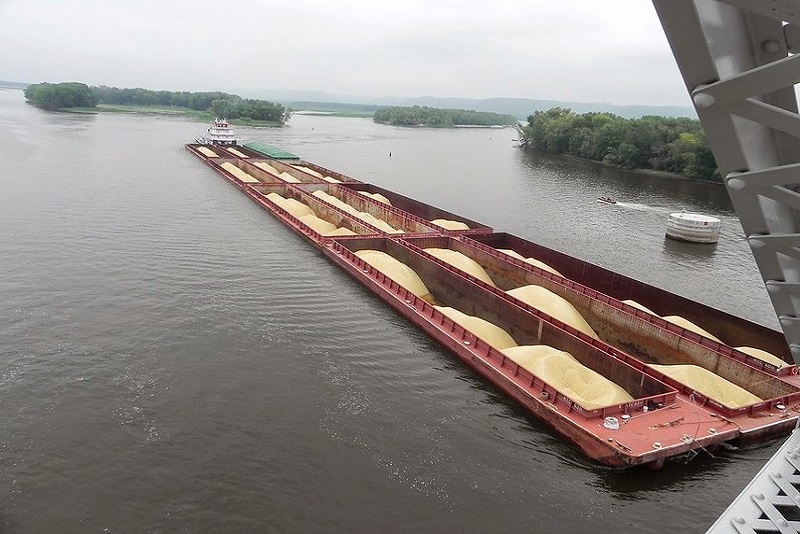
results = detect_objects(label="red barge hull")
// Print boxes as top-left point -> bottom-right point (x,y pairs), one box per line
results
186,143 -> 800,468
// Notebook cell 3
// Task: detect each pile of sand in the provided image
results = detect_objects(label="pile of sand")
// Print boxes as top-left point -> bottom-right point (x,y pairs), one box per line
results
297,214 -> 355,236
252,161 -> 279,175
434,306 -> 517,351
621,299 -> 657,315
648,364 -> 762,409
502,345 -> 634,409
506,285 -> 599,339
220,162 -> 259,183
431,219 -> 470,230
735,346 -> 789,369
226,147 -> 249,158
354,250 -> 436,303
313,190 -> 403,234
292,165 -> 323,178
498,249 -> 564,277
276,171 -> 302,183
357,191 -> 393,205
196,147 -> 218,158
292,165 -> 341,183
624,302 -> 787,368
661,315 -> 723,343
264,192 -> 356,237
424,248 -> 495,286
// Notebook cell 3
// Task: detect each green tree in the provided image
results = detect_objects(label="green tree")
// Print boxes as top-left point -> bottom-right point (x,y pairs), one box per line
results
519,108 -> 720,182
24,82 -> 97,111
373,106 -> 516,127
88,85 -> 289,125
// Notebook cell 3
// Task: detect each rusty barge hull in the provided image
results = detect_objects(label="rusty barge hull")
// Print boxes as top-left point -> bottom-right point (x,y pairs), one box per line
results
186,143 -> 800,468
325,236 -> 739,468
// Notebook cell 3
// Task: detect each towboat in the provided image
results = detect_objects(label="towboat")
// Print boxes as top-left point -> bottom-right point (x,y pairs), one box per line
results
196,118 -> 240,146
185,141 -> 800,469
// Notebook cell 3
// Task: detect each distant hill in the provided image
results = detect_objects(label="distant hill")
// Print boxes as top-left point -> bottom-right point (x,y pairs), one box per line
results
0,80 -> 29,90
235,89 -> 696,120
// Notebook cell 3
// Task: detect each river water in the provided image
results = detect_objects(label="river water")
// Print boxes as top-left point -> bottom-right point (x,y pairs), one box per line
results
0,89 -> 783,533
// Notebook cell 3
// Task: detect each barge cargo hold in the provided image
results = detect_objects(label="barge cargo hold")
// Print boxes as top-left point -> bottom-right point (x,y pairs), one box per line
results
186,142 -> 800,468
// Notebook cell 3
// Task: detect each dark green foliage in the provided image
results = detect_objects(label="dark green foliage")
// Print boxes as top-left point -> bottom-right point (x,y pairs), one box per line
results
24,83 -> 290,124
520,108 -> 720,182
24,82 -> 97,111
373,105 -> 517,127
91,86 -> 290,124
92,86 -> 233,111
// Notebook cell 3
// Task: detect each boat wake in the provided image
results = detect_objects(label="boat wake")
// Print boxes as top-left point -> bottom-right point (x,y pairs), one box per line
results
616,201 -> 655,211
604,201 -> 673,214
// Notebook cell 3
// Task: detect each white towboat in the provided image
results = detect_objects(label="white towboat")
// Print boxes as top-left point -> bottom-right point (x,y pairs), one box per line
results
665,212 -> 721,243
196,119 -> 240,146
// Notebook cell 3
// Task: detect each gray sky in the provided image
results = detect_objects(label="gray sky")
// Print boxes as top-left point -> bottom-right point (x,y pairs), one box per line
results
1,0 -> 692,107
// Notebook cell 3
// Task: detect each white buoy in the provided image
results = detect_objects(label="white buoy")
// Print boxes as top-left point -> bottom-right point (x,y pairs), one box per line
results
665,212 -> 721,243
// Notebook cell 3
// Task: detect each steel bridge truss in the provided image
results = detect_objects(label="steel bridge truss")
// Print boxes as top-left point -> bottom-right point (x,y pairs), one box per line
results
653,1 -> 800,532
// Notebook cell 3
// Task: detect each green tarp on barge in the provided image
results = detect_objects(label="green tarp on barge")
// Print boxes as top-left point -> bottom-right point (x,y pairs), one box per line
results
243,142 -> 300,160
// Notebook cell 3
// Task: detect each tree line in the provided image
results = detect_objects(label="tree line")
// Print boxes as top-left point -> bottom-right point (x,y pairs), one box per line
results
24,82 -> 97,111
519,108 -> 719,181
24,83 -> 290,124
374,105 -> 517,127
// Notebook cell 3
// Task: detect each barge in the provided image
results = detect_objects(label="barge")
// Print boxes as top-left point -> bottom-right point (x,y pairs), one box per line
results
186,141 -> 800,469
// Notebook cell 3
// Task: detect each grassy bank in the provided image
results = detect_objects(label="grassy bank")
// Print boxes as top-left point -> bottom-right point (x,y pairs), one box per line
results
292,110 -> 374,118
64,104 -> 283,126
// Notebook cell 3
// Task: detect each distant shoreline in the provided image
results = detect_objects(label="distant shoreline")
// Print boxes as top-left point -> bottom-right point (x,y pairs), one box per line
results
59,103 -> 284,127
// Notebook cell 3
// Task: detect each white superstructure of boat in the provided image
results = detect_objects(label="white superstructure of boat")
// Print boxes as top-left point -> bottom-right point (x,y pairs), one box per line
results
196,119 -> 240,146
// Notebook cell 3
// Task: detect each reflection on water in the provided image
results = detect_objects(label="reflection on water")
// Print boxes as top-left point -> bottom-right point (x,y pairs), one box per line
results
596,437 -> 783,500
661,234 -> 719,260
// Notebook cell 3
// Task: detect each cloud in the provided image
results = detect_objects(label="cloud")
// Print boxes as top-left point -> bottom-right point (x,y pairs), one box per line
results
0,0 -> 692,106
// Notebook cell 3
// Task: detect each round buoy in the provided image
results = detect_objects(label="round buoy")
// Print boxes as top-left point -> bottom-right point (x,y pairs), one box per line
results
665,212 -> 721,243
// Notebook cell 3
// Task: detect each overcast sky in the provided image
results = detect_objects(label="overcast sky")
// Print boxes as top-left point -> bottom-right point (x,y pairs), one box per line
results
1,0 -> 692,107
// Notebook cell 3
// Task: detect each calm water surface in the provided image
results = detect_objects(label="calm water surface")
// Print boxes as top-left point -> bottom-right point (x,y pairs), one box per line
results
0,90 -> 782,533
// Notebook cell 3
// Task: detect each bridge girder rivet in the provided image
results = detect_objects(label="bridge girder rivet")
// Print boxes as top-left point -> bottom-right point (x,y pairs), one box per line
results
693,92 -> 715,109
762,40 -> 781,54
726,177 -> 745,191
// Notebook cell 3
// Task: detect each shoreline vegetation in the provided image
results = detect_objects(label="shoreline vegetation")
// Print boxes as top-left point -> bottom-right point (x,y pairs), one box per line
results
373,105 -> 516,127
23,82 -> 290,127
518,107 -> 719,182
19,81 -> 716,181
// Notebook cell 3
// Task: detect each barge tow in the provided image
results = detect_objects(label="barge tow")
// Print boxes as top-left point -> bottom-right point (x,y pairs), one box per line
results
186,141 -> 799,469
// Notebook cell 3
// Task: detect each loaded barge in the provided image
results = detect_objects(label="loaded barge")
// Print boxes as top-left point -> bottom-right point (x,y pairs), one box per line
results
186,139 -> 800,469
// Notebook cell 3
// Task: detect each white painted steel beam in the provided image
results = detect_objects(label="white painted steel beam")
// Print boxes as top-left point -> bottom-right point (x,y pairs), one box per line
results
652,1 -> 800,531
705,428 -> 800,533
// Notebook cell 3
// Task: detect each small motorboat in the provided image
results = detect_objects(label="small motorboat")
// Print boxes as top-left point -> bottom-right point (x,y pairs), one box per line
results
597,196 -> 617,204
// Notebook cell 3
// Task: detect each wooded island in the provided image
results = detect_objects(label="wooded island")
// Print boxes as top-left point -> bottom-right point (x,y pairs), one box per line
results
373,106 -> 517,127
519,108 -> 718,182
24,82 -> 290,125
